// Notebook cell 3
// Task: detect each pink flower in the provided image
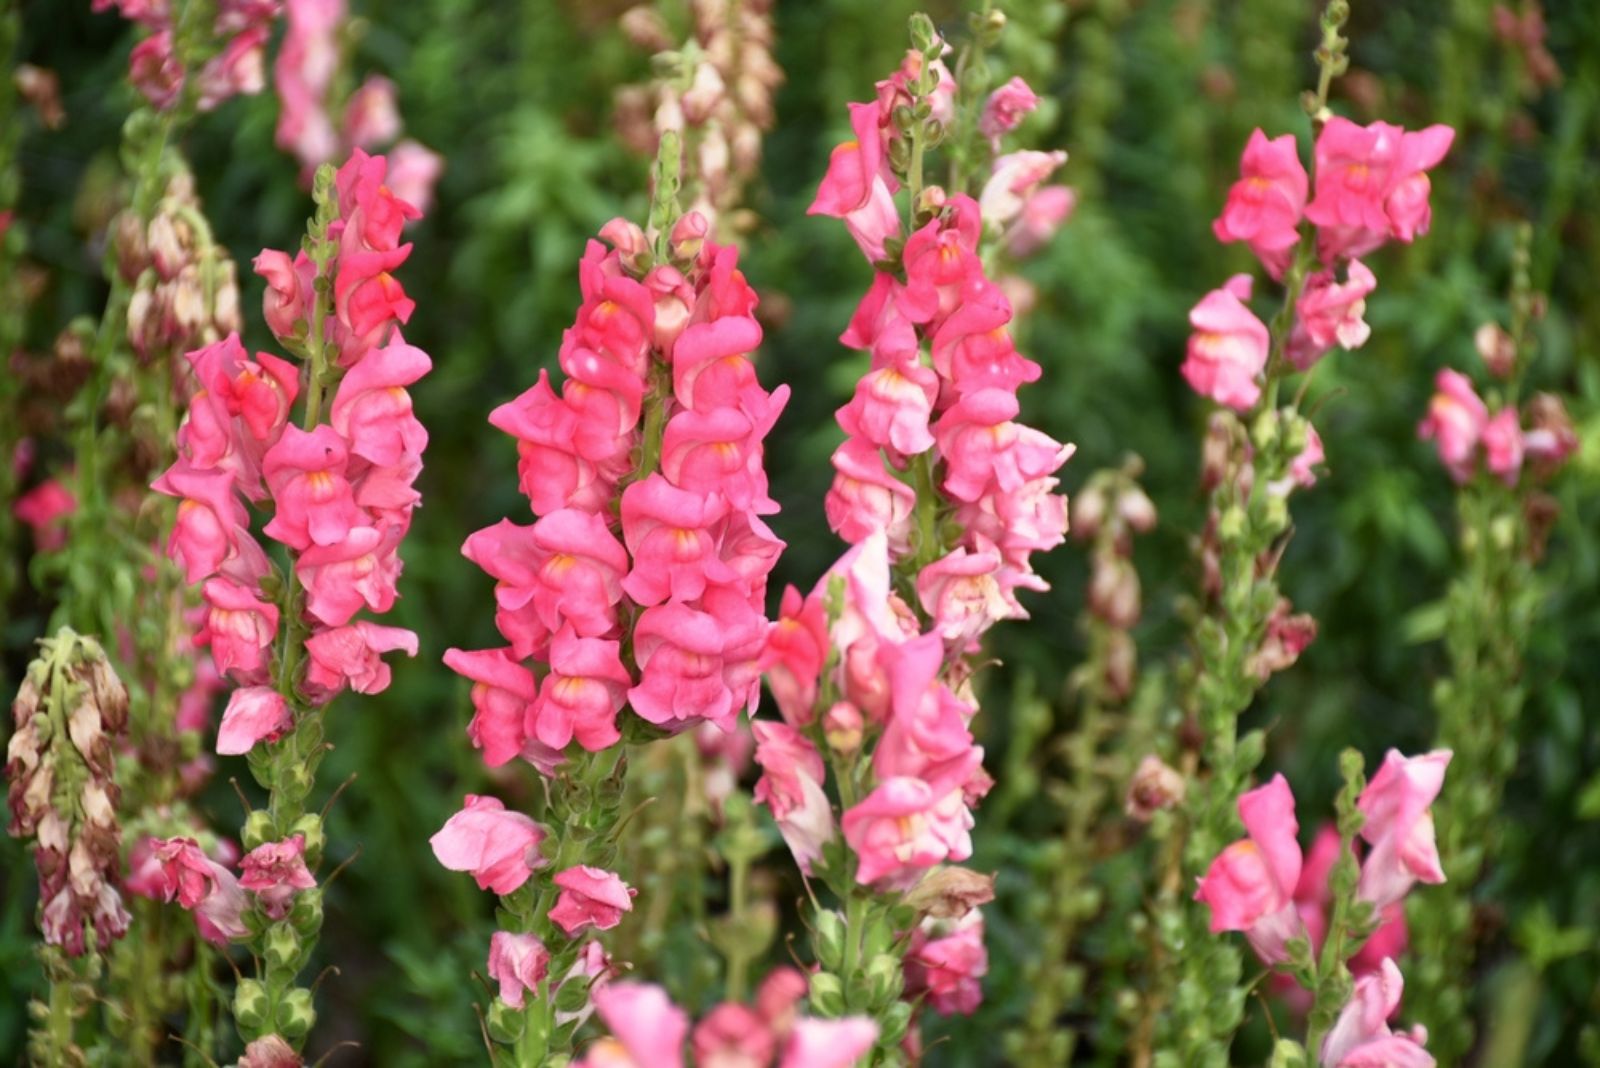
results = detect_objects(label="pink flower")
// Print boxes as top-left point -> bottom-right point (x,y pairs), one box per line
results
809,102 -> 901,262
898,198 -> 983,328
303,621 -> 418,701
343,75 -> 400,149
1193,773 -> 1304,964
1319,959 -> 1435,1067
751,721 -> 835,875
1213,130 -> 1308,278
979,150 -> 1066,231
1291,827 -> 1409,985
692,1003 -> 775,1068
1182,274 -> 1270,411
1356,749 -> 1451,910
837,353 -> 940,458
129,31 -> 183,110
181,336 -> 301,495
619,475 -> 735,606
253,249 -> 313,341
329,339 -> 431,466
518,510 -> 629,639
670,314 -> 762,412
238,834 -> 317,919
931,387 -> 1071,503
979,77 -> 1039,143
588,982 -> 690,1068
825,438 -> 917,553
488,931 -> 550,1009
548,866 -> 635,936
916,543 -> 1020,645
660,395 -> 787,515
530,630 -> 631,752
760,585 -> 829,727
1288,259 -> 1377,370
905,909 -> 988,1016
442,648 -> 537,768
1289,423 -> 1326,489
1417,369 -> 1488,483
778,1018 -> 880,1068
13,479 -> 76,552
490,372 -> 625,515
216,686 -> 292,755
1306,118 -> 1455,261
201,578 -> 280,682
261,425 -> 366,550
430,795 -> 547,894
152,461 -> 252,583
842,776 -> 973,888
629,604 -> 735,730
1482,407 -> 1524,486
151,837 -> 248,944
1006,184 -> 1076,259
385,140 -> 444,217
295,522 -> 405,627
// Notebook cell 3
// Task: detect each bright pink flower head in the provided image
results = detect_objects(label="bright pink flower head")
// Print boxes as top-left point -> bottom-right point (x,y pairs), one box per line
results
1417,369 -> 1488,482
336,149 -> 422,253
619,474 -> 735,606
916,543 -> 1020,646
629,604 -> 735,731
12,479 -> 75,552
760,585 -> 829,727
182,336 -> 302,494
548,866 -> 635,936
905,909 -> 988,1016
201,577 -> 280,683
660,394 -> 788,516
1320,959 -> 1435,1068
430,794 -> 547,894
295,523 -> 404,627
979,77 -> 1039,143
929,285 -> 1039,397
303,621 -> 418,702
692,1003 -> 775,1068
751,720 -> 835,875
1481,407 -> 1524,486
778,1017 -> 880,1068
329,338 -> 431,466
1356,749 -> 1451,910
1288,259 -> 1377,371
825,438 -> 917,553
523,509 -> 630,639
151,836 -> 248,944
842,776 -> 973,889
1214,130 -> 1309,278
898,197 -> 983,328
261,424 -> 366,550
129,31 -> 183,110
488,931 -> 550,1010
489,372 -> 624,515
931,387 -> 1071,503
671,314 -> 762,413
1306,118 -> 1455,261
253,249 -> 313,341
810,101 -> 894,219
568,259 -> 656,381
442,647 -> 536,768
216,686 -> 292,755
588,982 -> 690,1068
837,353 -> 939,459
1194,773 -> 1305,963
149,461 -> 247,583
530,630 -> 631,752
1182,274 -> 1270,411
238,834 -> 317,920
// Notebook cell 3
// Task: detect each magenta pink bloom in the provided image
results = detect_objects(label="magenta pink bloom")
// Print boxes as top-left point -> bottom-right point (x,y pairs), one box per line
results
548,866 -> 636,936
898,198 -> 984,328
518,509 -> 630,639
1417,368 -> 1488,483
759,585 -> 829,727
619,475 -> 735,606
442,647 -> 537,768
530,630 -> 631,752
12,479 -> 76,552
329,338 -> 431,466
1319,958 -> 1436,1067
151,461 -> 249,583
692,1003 -> 775,1068
905,910 -> 988,1016
303,621 -> 419,701
825,437 -> 917,553
1288,258 -> 1377,370
842,775 -> 973,888
239,834 -> 317,919
931,387 -> 1071,503
1213,129 -> 1308,278
1193,773 -> 1305,964
201,578 -> 280,683
1306,118 -> 1455,261
181,335 -> 301,495
660,398 -> 787,516
809,101 -> 901,262
216,686 -> 292,755
980,77 -> 1039,143
295,523 -> 404,627
1292,827 -> 1409,985
488,931 -> 550,1009
430,795 -> 547,894
751,721 -> 835,875
1356,748 -> 1451,910
670,314 -> 762,412
1182,274 -> 1270,411
837,353 -> 940,458
151,836 -> 248,944
1481,407 -> 1524,486
629,604 -> 735,730
261,424 -> 366,550
589,982 -> 690,1068
779,1017 -> 880,1068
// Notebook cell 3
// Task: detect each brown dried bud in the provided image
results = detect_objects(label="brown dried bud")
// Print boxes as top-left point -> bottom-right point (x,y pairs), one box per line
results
1126,755 -> 1187,821
84,653 -> 130,733
1201,411 -> 1239,491
1103,629 -> 1137,703
1088,555 -> 1141,630
147,212 -> 191,281
613,85 -> 658,157
1117,486 -> 1158,534
681,63 -> 727,125
904,866 -> 996,920
112,210 -> 150,282
102,375 -> 140,429
212,258 -> 242,336
1523,392 -> 1578,477
14,64 -> 65,129
619,5 -> 673,52
48,326 -> 92,400
1474,322 -> 1516,379
1523,491 -> 1560,562
126,283 -> 160,361
169,265 -> 209,340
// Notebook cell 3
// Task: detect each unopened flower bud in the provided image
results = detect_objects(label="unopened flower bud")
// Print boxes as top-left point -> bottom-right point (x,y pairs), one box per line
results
670,211 -> 709,263
113,210 -> 150,282
808,970 -> 845,1017
233,978 -> 271,1031
813,909 -> 847,972
865,953 -> 904,1004
1071,484 -> 1108,540
48,326 -> 92,400
486,999 -> 526,1043
278,987 -> 316,1040
1117,486 -> 1157,534
1125,755 -> 1186,821
14,64 -> 64,129
289,813 -> 325,867
1087,556 -> 1141,629
1103,629 -> 1137,702
264,922 -> 303,970
212,258 -> 241,336
242,810 -> 276,851
681,62 -> 726,125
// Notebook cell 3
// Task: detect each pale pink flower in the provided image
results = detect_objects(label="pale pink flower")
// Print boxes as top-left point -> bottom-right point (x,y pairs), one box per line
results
1356,749 -> 1451,910
1481,407 -> 1524,486
548,866 -> 635,936
979,150 -> 1066,230
842,776 -> 973,888
979,77 -> 1039,143
759,585 -> 829,727
588,982 -> 690,1068
837,353 -> 940,458
430,795 -> 547,894
216,686 -> 292,755
629,604 -> 735,730
1288,259 -> 1377,370
751,721 -> 835,875
1306,118 -> 1455,261
1319,959 -> 1435,1067
488,931 -> 550,1009
1193,773 -> 1305,964
825,438 -> 917,553
385,139 -> 444,216
1182,274 -> 1269,411
151,836 -> 248,944
779,1017 -> 879,1068
343,75 -> 400,149
1417,369 -> 1488,483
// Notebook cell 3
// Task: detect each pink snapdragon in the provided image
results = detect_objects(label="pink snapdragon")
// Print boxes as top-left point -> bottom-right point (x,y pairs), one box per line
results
548,866 -> 636,935
1305,118 -> 1455,262
1194,774 -> 1305,963
1417,369 -> 1488,483
1355,749 -> 1451,910
97,0 -> 278,112
1213,129 -> 1309,278
1319,959 -> 1436,1067
1182,274 -> 1270,411
1481,407 -> 1525,485
238,834 -> 316,919
216,686 -> 292,755
13,479 -> 77,553
905,909 -> 988,1016
151,836 -> 248,944
430,795 -> 547,895
979,77 -> 1040,144
842,775 -> 973,888
751,721 -> 835,874
1288,259 -> 1377,370
488,931 -> 551,1009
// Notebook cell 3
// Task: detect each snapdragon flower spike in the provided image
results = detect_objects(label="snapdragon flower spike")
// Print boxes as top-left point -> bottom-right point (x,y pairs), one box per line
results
1354,749 -> 1451,910
95,0 -> 278,112
449,214 -> 788,768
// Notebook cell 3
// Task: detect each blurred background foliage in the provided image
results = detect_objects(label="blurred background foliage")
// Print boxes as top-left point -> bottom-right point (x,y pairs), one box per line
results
3,0 -> 1598,1063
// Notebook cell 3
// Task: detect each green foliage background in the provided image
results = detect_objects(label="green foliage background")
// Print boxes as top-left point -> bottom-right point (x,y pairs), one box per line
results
3,0 -> 1598,1063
